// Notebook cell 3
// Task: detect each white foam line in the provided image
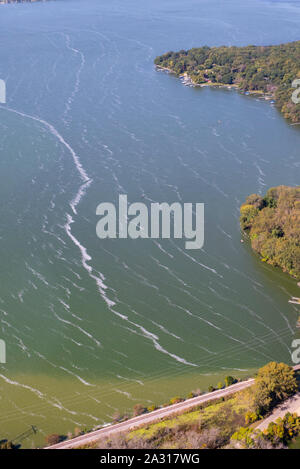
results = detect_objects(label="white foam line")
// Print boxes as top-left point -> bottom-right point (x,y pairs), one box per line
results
64,214 -> 116,309
111,309 -> 198,367
0,374 -> 45,400
59,366 -> 95,387
172,242 -> 222,277
0,106 -> 90,184
53,311 -> 102,348
0,107 -> 196,369
70,179 -> 92,215
62,33 -> 86,121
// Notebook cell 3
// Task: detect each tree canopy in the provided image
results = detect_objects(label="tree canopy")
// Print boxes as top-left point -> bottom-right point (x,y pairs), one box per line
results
155,41 -> 300,122
240,186 -> 300,279
252,362 -> 298,414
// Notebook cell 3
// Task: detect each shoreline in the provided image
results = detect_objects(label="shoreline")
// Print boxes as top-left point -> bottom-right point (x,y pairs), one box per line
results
155,64 -> 276,103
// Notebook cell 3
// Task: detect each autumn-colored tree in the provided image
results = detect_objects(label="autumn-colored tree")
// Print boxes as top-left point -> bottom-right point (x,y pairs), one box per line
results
253,362 -> 298,414
133,404 -> 146,417
240,186 -> 300,279
45,433 -> 61,446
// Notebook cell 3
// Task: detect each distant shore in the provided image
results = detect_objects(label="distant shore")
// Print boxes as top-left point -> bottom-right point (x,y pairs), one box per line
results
154,42 -> 300,123
0,0 -> 42,4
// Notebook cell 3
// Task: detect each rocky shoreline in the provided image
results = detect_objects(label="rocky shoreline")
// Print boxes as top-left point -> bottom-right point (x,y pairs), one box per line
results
156,65 -> 276,103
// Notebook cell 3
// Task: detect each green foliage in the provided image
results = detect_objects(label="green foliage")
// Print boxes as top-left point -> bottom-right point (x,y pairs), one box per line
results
240,204 -> 259,230
244,411 -> 260,425
154,41 -> 300,123
240,186 -> 300,279
232,413 -> 300,449
264,413 -> 300,445
128,396 -> 247,449
224,376 -> 236,387
169,396 -> 184,405
147,404 -> 157,412
252,362 -> 298,414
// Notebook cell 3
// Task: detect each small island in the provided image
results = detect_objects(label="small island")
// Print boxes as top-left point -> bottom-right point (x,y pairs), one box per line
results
240,186 -> 300,279
154,41 -> 300,123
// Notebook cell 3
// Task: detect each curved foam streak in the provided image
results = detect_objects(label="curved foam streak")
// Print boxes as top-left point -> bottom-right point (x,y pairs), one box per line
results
111,308 -> 198,367
0,374 -> 45,400
53,311 -> 102,348
0,106 -> 198,369
62,33 -> 86,123
59,366 -> 95,387
64,214 -> 116,309
0,106 -> 90,184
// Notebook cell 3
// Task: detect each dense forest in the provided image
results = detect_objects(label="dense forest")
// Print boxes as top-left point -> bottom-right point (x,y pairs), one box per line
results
155,42 -> 300,123
240,186 -> 300,279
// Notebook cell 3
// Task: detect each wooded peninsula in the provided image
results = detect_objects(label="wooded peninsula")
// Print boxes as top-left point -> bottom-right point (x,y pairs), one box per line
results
155,41 -> 300,123
240,186 -> 300,280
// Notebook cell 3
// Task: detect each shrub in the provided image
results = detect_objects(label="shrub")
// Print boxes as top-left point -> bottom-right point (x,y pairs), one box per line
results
231,427 -> 256,448
245,411 -> 259,425
224,376 -> 235,387
169,396 -> 184,405
264,413 -> 300,445
253,362 -> 297,414
133,404 -> 146,417
147,405 -> 157,412
45,434 -> 61,446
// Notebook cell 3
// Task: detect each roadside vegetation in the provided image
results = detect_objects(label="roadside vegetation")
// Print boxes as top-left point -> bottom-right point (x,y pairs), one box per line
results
240,186 -> 300,279
154,41 -> 300,123
75,362 -> 299,450
3,362 -> 297,449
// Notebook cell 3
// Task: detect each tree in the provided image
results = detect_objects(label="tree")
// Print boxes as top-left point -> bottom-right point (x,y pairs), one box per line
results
155,42 -> 300,123
241,186 -> 300,279
0,440 -> 15,450
224,376 -> 235,387
147,404 -> 157,412
253,362 -> 298,414
231,427 -> 256,448
133,404 -> 146,417
45,433 -> 61,446
169,396 -> 184,405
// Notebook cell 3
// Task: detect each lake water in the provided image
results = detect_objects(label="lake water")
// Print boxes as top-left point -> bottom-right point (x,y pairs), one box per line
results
0,0 -> 299,447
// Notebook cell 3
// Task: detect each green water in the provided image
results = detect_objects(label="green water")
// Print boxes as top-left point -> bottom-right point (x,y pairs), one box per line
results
0,0 -> 299,447
289,435 -> 300,449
